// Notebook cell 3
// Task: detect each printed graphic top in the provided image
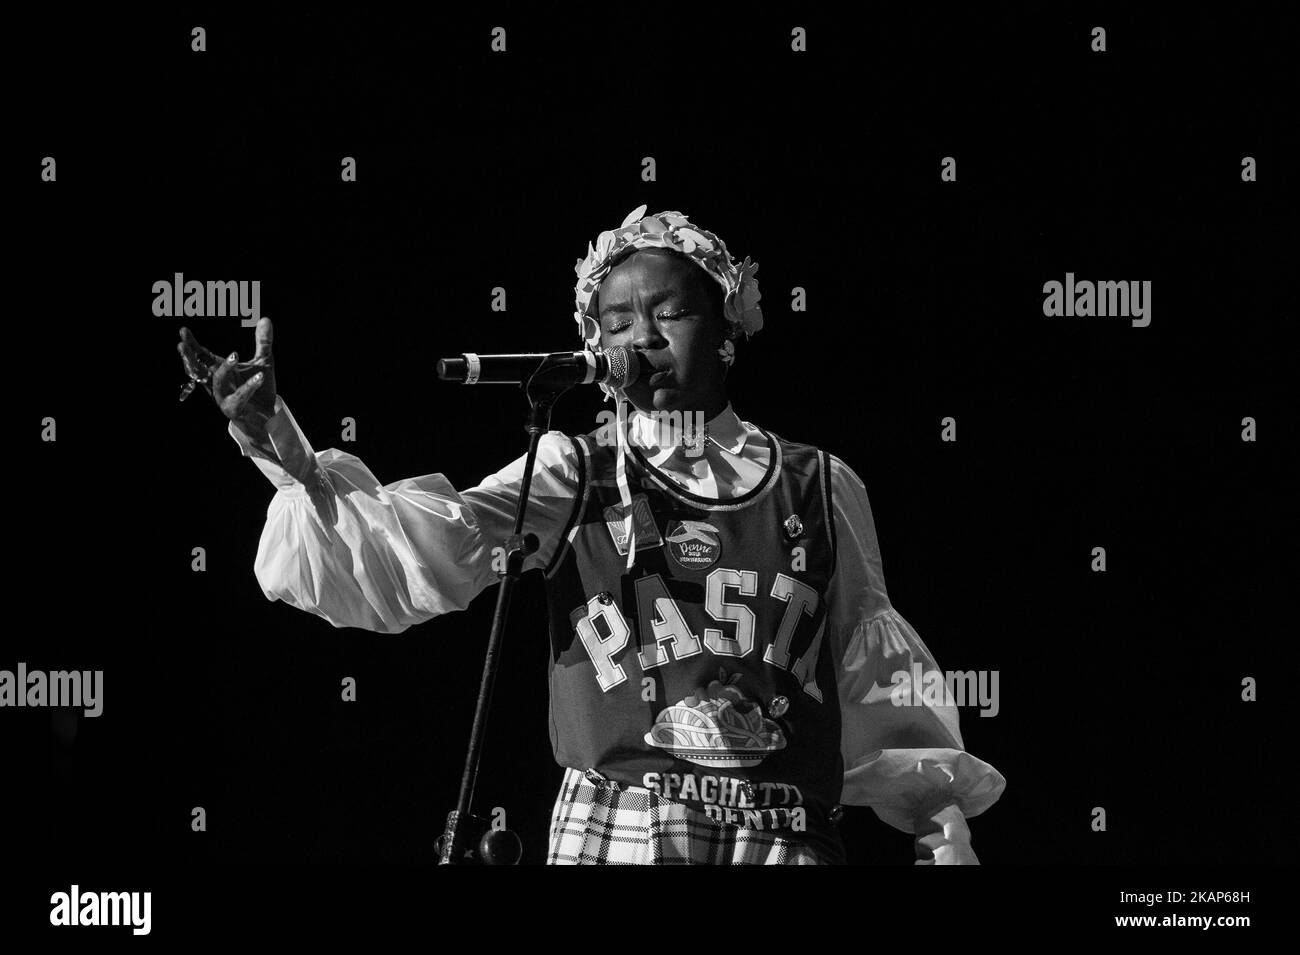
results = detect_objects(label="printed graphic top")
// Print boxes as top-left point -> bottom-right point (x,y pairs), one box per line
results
542,425 -> 845,862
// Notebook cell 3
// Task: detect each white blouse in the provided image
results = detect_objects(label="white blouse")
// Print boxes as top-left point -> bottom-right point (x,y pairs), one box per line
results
228,395 -> 1007,864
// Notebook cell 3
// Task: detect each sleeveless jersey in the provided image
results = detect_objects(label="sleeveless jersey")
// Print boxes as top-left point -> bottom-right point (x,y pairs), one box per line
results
542,425 -> 846,864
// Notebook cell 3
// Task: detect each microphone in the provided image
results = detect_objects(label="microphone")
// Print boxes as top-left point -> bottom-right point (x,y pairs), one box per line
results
437,347 -> 642,389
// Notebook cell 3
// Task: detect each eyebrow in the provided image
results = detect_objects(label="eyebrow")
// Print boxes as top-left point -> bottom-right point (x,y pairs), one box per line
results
599,288 -> 683,318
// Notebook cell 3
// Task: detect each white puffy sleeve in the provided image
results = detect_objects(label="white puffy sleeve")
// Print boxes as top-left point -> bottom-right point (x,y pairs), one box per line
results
226,395 -> 581,634
826,455 -> 1007,864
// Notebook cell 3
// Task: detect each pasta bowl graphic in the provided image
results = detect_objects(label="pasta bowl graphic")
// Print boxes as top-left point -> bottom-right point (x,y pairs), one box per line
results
644,670 -> 786,768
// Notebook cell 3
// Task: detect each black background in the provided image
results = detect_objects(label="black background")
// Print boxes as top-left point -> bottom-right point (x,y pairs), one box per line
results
8,0 -> 1295,910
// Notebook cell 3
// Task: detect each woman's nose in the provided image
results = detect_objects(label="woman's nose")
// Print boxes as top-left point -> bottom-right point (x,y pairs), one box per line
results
630,313 -> 667,350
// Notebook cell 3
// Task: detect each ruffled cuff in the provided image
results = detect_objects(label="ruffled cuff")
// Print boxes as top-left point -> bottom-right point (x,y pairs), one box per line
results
842,746 -> 1006,834
914,803 -> 980,865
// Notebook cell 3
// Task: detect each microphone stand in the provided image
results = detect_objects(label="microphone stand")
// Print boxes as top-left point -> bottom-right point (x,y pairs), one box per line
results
436,354 -> 581,865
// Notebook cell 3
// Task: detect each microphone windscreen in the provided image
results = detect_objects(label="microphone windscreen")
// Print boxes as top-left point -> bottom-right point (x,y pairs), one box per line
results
604,346 -> 640,389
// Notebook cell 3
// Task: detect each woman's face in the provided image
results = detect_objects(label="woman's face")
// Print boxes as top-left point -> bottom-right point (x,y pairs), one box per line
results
597,249 -> 728,417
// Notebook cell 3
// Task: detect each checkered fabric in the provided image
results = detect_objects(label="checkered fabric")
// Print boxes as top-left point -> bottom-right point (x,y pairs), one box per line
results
547,767 -> 824,865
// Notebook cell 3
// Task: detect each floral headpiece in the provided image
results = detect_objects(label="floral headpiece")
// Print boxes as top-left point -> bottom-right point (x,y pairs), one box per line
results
573,205 -> 763,390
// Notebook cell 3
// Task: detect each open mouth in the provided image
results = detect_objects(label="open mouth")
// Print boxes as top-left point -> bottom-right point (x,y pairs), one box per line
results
648,369 -> 672,386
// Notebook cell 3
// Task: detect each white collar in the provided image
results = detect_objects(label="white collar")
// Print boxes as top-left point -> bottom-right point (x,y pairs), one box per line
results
626,402 -> 750,466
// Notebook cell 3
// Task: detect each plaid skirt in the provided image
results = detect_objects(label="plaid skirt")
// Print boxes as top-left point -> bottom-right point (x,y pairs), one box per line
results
547,767 -> 824,865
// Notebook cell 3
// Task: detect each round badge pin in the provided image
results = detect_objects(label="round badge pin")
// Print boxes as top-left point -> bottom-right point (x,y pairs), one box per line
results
664,519 -> 722,570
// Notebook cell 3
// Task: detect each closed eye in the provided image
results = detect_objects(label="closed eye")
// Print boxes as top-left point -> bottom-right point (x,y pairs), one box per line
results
607,311 -> 687,334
